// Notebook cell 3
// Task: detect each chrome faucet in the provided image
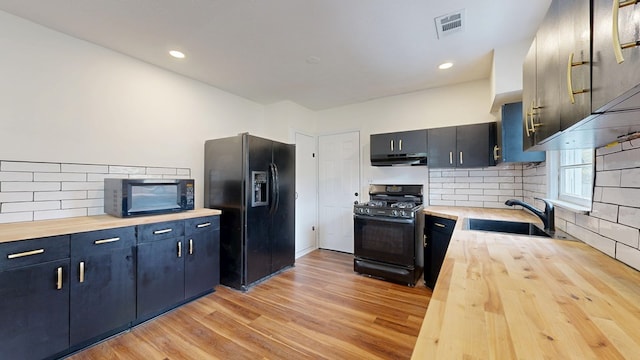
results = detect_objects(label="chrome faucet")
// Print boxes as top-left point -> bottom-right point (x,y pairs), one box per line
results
504,198 -> 555,231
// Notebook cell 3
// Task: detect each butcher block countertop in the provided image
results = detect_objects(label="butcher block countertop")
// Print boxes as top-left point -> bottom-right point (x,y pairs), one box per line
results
0,208 -> 221,244
412,206 -> 640,360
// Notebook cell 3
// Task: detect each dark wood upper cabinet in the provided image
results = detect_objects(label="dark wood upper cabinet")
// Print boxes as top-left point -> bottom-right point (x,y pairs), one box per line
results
370,129 -> 427,166
427,123 -> 497,168
498,102 -> 545,163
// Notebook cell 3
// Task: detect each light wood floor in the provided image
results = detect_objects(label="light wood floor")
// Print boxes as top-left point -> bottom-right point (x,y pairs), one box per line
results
69,250 -> 432,360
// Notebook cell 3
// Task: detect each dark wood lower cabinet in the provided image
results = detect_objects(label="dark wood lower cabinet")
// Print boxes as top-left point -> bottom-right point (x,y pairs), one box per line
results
70,227 -> 136,346
0,259 -> 70,360
185,230 -> 219,298
137,236 -> 186,320
424,216 -> 456,289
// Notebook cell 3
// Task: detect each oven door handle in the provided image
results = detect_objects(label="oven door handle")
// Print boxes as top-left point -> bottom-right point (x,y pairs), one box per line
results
354,214 -> 415,224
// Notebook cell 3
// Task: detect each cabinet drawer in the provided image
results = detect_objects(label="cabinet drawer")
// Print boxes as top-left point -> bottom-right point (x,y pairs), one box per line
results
184,216 -> 219,236
71,226 -> 135,252
138,220 -> 184,243
0,235 -> 70,271
426,216 -> 456,235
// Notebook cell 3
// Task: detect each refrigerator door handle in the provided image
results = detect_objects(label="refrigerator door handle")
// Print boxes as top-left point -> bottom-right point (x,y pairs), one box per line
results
269,163 -> 277,215
273,163 -> 280,213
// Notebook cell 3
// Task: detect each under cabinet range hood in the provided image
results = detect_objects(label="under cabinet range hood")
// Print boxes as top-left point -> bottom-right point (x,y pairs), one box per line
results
370,152 -> 428,166
370,130 -> 428,166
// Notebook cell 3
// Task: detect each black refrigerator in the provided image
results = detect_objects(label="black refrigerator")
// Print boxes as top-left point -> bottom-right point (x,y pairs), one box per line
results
204,133 -> 295,291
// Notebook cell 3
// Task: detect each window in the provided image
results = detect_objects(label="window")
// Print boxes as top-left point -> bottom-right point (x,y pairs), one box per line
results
548,149 -> 594,210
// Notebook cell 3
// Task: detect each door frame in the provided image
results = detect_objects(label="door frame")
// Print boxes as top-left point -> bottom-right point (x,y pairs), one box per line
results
293,130 -> 319,258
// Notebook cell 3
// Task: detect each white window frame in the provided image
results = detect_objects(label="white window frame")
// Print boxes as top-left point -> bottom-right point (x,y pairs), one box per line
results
547,148 -> 594,211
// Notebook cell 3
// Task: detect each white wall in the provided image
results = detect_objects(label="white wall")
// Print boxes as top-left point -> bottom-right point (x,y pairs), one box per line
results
0,10 -> 273,208
315,79 -> 496,199
490,39 -> 531,111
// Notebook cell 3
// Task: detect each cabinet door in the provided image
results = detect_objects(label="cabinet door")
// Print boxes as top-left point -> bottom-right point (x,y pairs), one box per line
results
0,259 -> 70,360
456,123 -> 495,168
395,129 -> 427,154
502,102 -> 545,162
557,0 -> 591,129
592,0 -> 640,112
423,216 -> 456,289
427,127 -> 456,168
70,227 -> 136,346
185,230 -> 219,298
137,237 -> 185,319
522,39 -> 538,151
370,133 -> 395,156
534,0 -> 562,142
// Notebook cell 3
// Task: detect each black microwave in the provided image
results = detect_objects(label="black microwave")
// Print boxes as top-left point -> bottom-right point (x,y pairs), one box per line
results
104,178 -> 194,217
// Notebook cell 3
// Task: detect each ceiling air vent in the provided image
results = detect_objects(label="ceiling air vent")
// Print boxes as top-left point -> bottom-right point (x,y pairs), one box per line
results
434,9 -> 465,39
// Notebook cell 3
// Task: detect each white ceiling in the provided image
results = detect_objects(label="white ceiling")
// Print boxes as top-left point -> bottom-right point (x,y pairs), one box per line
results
0,0 -> 551,110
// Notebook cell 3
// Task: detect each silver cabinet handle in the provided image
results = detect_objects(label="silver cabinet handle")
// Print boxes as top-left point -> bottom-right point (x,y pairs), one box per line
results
177,241 -> 182,258
94,237 -> 120,245
399,139 -> 403,151
449,152 -> 453,165
189,239 -> 194,255
435,223 -> 446,228
493,145 -> 500,161
196,222 -> 211,228
79,261 -> 85,283
7,248 -> 44,259
154,228 -> 173,235
390,139 -> 394,151
459,152 -> 464,165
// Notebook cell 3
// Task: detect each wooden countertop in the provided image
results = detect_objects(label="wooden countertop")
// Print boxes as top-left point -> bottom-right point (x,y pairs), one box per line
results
0,208 -> 221,243
412,206 -> 640,359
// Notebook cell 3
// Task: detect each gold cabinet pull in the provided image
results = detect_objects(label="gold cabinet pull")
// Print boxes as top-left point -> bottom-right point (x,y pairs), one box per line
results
449,151 -> 453,165
566,52 -> 589,104
153,228 -> 173,235
493,145 -> 500,161
613,0 -> 640,64
435,223 -> 446,228
525,106 -> 532,137
79,261 -> 85,283
56,267 -> 63,290
189,239 -> 194,255
94,237 -> 120,245
529,102 -> 538,133
196,222 -> 211,228
177,241 -> 182,258
7,248 -> 44,259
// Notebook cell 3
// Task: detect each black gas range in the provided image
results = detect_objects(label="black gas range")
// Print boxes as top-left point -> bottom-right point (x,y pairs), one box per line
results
353,184 -> 424,286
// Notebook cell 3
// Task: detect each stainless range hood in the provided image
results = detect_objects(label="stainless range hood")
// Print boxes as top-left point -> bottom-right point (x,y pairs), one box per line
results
370,152 -> 427,166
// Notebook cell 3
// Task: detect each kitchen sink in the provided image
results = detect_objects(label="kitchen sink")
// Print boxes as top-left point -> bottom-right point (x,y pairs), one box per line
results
464,218 -> 550,237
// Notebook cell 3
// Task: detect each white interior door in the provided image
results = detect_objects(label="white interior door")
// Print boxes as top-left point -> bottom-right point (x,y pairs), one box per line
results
295,132 -> 318,258
318,131 -> 360,253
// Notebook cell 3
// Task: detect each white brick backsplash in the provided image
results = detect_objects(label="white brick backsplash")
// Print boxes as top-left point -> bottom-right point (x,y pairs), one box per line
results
0,160 -> 190,223
454,177 -> 483,183
499,183 -> 523,190
0,212 -> 33,224
484,189 -> 515,196
469,195 -> 498,202
523,168 -> 537,176
0,192 -> 33,202
499,170 -> 521,176
455,200 -> 484,207
442,194 -> 469,201
595,170 -> 621,187
595,156 -> 604,171
469,183 -> 500,189
2,201 -> 60,213
484,176 -> 514,183
34,172 -> 87,182
88,207 -> 105,216
454,189 -> 484,195
483,202 -> 511,209
61,164 -> 108,173
616,244 -> 640,271
430,188 -> 455,195
62,182 -> 104,191
1,161 -> 60,172
87,173 -> 128,182
596,143 -> 622,156
128,174 -> 164,179
590,202 -> 618,222
34,208 -> 87,221
429,199 -> 455,206
0,172 -> 33,181
108,165 -> 146,175
62,198 -> 103,209
575,214 -> 599,233
147,167 -> 177,175
622,138 -> 640,150
469,170 -> 499,177
599,220 -> 639,248
566,223 -> 616,257
603,147 -> 640,170
35,191 -> 87,201
442,171 -> 467,177
601,187 -> 640,207
618,206 -> 640,229
593,187 -> 603,202
430,177 -> 448,183
2,182 -> 60,192
429,183 -> 443,189
620,168 -> 640,188
443,183 -> 470,189
556,207 -> 577,224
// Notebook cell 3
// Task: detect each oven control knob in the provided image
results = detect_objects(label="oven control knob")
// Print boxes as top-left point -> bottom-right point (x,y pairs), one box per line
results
391,209 -> 398,217
365,208 -> 370,214
400,210 -> 407,217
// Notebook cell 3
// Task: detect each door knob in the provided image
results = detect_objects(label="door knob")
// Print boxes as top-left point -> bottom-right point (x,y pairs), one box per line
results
354,192 -> 359,196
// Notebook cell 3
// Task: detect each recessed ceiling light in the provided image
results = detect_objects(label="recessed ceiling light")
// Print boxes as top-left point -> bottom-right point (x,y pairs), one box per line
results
438,62 -> 453,70
169,50 -> 185,59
